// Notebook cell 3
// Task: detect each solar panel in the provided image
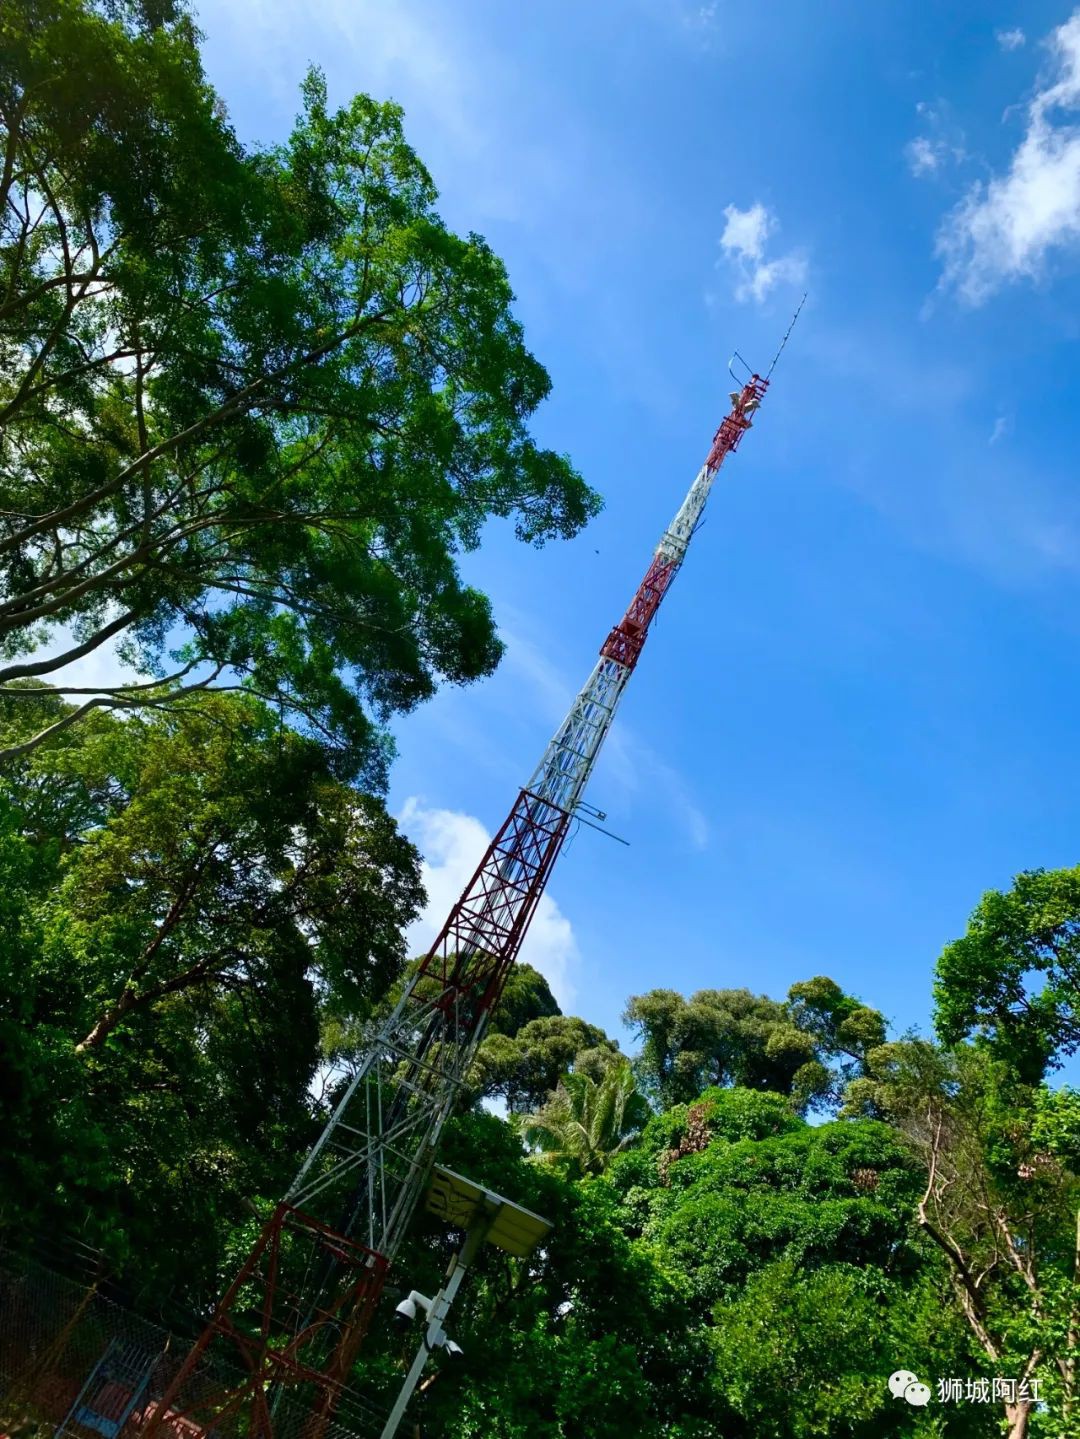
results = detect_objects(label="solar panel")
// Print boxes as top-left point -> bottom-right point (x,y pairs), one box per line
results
425,1167 -> 552,1258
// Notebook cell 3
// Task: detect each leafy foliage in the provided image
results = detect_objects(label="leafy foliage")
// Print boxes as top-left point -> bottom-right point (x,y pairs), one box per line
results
848,1039 -> 1080,1436
935,866 -> 1080,1082
516,1057 -> 649,1178
0,0 -> 598,763
475,1013 -> 620,1112
609,1087 -> 984,1437
623,979 -> 883,1113
483,962 -> 562,1038
0,687 -> 422,1301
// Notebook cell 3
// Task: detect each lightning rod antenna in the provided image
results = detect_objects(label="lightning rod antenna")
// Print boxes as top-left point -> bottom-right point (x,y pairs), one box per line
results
766,292 -> 807,380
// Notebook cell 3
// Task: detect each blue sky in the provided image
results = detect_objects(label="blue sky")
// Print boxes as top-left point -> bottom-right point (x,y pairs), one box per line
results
189,0 -> 1080,1049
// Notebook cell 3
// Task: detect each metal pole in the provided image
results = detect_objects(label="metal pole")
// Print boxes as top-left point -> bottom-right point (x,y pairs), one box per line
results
379,1213 -> 490,1439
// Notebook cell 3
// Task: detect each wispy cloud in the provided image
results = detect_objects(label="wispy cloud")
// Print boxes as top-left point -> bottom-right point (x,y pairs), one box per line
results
499,613 -> 711,852
997,27 -> 1026,51
906,136 -> 947,176
682,0 -> 717,29
800,323 -> 1080,583
938,10 -> 1080,302
603,728 -> 710,851
717,202 -> 808,305
499,622 -> 578,722
906,101 -> 967,178
399,797 -> 579,1007
635,0 -> 720,40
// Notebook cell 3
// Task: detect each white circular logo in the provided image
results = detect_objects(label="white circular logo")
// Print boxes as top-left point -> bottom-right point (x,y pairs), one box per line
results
888,1370 -> 918,1399
889,1370 -> 932,1406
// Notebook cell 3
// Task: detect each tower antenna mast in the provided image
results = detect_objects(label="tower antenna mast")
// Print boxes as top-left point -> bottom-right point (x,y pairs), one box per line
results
145,339 -> 791,1438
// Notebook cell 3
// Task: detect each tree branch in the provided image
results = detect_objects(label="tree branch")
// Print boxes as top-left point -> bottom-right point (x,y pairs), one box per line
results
0,665 -> 226,763
0,607 -> 137,683
0,309 -> 394,560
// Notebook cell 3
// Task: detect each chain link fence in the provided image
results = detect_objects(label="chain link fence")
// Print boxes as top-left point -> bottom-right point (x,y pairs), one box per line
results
0,1249 -> 386,1439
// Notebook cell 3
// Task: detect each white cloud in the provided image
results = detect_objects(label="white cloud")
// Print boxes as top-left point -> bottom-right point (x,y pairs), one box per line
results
906,136 -> 947,176
906,100 -> 967,179
938,9 -> 1080,302
602,725 -> 710,852
499,622 -> 575,721
989,414 -> 1013,444
736,252 -> 808,304
718,202 -> 808,305
997,27 -> 1026,51
720,201 -> 771,261
399,797 -> 579,1009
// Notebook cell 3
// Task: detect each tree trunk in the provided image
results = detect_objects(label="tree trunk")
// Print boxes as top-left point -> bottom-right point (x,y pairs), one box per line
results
76,988 -> 137,1051
75,958 -> 219,1052
1067,1206 -> 1080,1418
1005,1400 -> 1031,1439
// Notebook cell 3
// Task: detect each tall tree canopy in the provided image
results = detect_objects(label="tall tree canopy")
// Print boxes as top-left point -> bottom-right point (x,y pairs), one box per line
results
608,1086 -> 983,1438
0,687 -> 423,1298
0,0 -> 598,764
482,961 -> 562,1038
847,1040 -> 1080,1439
475,1013 -> 620,1112
623,979 -> 884,1112
935,866 -> 1080,1082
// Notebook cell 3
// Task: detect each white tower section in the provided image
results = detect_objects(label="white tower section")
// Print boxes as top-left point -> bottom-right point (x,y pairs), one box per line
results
525,379 -> 764,818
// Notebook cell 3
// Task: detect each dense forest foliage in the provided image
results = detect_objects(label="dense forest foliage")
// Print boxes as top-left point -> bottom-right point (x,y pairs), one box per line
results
3,4 -> 1080,1439
7,682 -> 1080,1437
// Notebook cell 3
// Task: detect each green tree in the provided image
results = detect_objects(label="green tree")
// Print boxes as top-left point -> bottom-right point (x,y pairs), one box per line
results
517,1057 -> 649,1179
935,867 -> 1080,1082
0,0 -> 597,763
623,979 -> 882,1112
847,1040 -> 1080,1438
29,692 -> 421,1052
322,960 -> 571,1096
609,1086 -> 984,1438
474,1013 -> 619,1112
483,961 -> 562,1037
0,688 -> 423,1301
368,1108 -> 713,1439
787,975 -> 887,1099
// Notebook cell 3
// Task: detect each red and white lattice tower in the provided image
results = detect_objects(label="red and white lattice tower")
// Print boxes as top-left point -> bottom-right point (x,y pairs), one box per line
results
145,373 -> 769,1439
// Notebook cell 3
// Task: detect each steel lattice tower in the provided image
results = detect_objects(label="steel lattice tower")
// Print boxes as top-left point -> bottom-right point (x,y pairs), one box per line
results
144,371 -> 770,1439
